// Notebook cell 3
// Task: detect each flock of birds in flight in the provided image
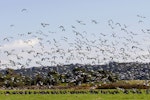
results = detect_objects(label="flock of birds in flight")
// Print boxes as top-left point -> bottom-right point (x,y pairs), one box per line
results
0,9 -> 150,69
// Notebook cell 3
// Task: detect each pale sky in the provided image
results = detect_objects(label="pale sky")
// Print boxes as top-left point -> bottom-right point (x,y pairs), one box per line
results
0,0 -> 149,33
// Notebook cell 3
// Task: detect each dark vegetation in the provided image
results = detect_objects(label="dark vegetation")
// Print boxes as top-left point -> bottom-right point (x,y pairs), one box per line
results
0,62 -> 150,89
0,66 -> 117,89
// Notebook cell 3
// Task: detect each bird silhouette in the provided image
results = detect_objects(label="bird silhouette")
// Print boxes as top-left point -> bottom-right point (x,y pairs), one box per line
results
91,20 -> 98,24
41,23 -> 49,27
21,9 -> 27,12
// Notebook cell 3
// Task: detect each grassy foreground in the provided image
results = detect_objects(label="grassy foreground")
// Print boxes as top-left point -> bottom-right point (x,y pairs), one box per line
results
0,94 -> 150,100
0,92 -> 150,100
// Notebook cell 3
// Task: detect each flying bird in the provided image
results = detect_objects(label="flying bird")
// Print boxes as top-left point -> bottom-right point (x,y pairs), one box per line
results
41,23 -> 49,27
76,20 -> 86,25
137,15 -> 146,18
10,24 -> 14,27
21,9 -> 27,12
91,20 -> 98,24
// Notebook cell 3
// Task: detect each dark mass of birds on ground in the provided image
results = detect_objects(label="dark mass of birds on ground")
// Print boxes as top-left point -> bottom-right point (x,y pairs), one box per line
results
2,89 -> 150,95
0,10 -> 150,69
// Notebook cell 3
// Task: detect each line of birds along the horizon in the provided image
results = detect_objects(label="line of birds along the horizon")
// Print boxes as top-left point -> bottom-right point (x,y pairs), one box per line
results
0,12 -> 150,69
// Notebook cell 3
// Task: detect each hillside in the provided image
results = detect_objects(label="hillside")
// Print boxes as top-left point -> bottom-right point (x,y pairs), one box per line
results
1,62 -> 150,80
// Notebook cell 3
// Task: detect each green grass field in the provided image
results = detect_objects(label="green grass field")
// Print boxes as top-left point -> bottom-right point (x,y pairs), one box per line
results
0,93 -> 150,100
0,90 -> 150,100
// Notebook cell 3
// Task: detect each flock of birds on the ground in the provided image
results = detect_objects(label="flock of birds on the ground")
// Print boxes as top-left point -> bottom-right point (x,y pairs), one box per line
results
2,89 -> 150,95
0,10 -> 150,69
